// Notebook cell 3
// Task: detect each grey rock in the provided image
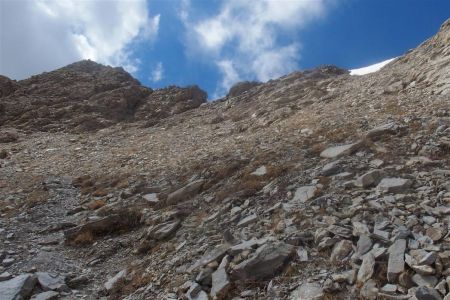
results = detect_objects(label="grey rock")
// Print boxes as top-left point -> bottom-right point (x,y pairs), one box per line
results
411,265 -> 435,275
36,272 -> 69,292
289,282 -> 324,300
412,250 -> 437,266
320,141 -> 362,159
373,228 -> 390,240
195,268 -> 213,286
166,179 -> 205,206
0,274 -> 37,300
352,222 -> 370,236
357,253 -> 375,283
104,269 -> 127,292
412,274 -> 438,287
366,122 -> 399,140
66,274 -> 89,288
330,240 -> 353,264
426,227 -> 444,242
251,166 -> 267,176
297,247 -> 309,262
356,235 -> 373,257
435,280 -> 447,296
146,219 -> 181,241
237,214 -> 257,228
142,193 -> 159,206
30,291 -> 59,300
2,258 -> 14,267
189,244 -> 230,272
380,284 -> 397,293
320,161 -> 341,176
387,239 -> 406,283
292,186 -> 318,203
186,282 -> 208,300
415,287 -> 443,300
377,178 -> 412,194
0,272 -> 12,282
359,279 -> 378,300
211,255 -> 230,298
231,242 -> 294,280
335,172 -> 354,180
355,169 -> 385,188
229,238 -> 268,255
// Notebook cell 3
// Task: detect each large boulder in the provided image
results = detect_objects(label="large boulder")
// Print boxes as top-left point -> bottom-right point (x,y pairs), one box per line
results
0,274 -> 37,300
231,242 -> 294,281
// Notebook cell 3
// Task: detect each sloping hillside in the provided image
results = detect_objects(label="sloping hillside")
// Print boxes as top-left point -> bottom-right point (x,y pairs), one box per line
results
0,18 -> 449,300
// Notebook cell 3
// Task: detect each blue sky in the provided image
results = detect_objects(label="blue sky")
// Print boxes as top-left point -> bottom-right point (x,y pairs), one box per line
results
1,0 -> 449,99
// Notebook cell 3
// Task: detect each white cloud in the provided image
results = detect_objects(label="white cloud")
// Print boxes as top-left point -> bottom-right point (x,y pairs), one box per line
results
150,62 -> 164,82
181,0 -> 331,96
0,0 -> 159,79
216,60 -> 240,97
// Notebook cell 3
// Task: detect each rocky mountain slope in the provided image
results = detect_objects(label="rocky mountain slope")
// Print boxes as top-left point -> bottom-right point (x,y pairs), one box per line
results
0,18 -> 449,300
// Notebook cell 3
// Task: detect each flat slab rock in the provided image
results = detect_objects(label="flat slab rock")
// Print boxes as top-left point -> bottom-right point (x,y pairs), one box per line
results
237,214 -> 258,228
320,141 -> 362,159
292,186 -> 318,203
146,219 -> 181,241
231,241 -> 294,281
64,212 -> 139,242
365,122 -> 399,140
0,274 -> 37,300
166,179 -> 205,206
210,255 -> 230,298
30,291 -> 59,300
36,272 -> 69,292
387,239 -> 406,282
377,178 -> 412,194
189,244 -> 230,272
355,169 -> 385,188
289,282 -> 324,300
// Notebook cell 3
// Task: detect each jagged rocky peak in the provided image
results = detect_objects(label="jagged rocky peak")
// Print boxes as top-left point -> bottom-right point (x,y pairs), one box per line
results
0,75 -> 18,98
0,60 -> 207,132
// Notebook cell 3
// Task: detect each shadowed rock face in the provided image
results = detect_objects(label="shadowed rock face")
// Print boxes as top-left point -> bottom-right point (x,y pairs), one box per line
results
227,81 -> 261,98
0,60 -> 207,132
0,75 -> 18,98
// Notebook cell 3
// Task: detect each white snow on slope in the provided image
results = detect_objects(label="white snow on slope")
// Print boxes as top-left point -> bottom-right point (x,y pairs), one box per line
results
350,57 -> 396,75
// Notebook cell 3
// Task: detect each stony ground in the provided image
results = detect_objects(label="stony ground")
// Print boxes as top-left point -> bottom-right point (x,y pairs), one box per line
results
0,18 -> 449,300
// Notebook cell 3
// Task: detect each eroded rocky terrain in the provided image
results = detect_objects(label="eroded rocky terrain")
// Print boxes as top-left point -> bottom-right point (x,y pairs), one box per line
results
0,18 -> 449,300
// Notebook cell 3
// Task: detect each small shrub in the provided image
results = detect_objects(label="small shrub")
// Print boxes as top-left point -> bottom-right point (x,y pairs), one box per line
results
87,199 -> 106,210
72,231 -> 94,245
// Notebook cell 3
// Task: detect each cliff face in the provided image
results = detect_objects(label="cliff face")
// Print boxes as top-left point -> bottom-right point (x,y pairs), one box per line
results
0,19 -> 449,300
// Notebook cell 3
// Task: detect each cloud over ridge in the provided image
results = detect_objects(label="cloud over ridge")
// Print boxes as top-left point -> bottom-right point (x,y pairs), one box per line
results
0,0 -> 159,79
181,0 -> 330,97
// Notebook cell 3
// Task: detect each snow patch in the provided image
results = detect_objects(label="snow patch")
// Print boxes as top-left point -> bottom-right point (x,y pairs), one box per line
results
350,58 -> 396,76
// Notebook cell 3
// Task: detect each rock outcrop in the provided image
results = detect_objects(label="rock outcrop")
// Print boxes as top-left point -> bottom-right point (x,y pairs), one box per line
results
0,60 -> 207,132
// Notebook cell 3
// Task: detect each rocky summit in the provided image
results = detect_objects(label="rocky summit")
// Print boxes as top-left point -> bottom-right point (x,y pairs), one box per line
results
0,19 -> 449,300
